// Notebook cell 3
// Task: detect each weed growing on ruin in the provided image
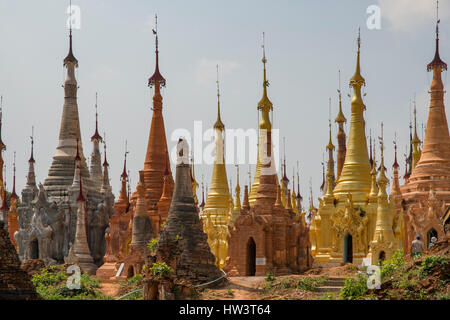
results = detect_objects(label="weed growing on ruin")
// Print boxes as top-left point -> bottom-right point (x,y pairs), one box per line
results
281,279 -> 291,288
227,288 -> 234,296
149,262 -> 173,278
146,238 -> 159,253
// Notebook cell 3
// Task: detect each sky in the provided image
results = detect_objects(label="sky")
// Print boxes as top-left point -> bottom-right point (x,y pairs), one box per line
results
0,0 -> 449,206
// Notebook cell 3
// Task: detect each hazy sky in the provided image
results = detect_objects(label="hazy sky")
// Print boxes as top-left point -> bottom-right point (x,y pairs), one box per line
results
0,0 -> 449,206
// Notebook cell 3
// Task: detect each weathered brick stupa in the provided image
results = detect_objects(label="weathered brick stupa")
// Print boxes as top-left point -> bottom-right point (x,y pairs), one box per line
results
0,221 -> 40,300
400,13 -> 450,252
156,139 -> 222,284
15,27 -> 114,269
97,18 -> 174,279
225,36 -> 312,276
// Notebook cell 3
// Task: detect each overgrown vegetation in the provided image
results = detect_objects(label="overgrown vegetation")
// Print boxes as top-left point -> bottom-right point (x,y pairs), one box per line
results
149,262 -> 173,278
117,274 -> 143,300
380,249 -> 405,280
296,276 -> 328,291
146,238 -> 159,253
340,273 -> 368,300
32,265 -> 111,300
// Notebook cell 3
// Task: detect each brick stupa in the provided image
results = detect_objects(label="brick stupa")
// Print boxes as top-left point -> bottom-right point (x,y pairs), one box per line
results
156,139 -> 221,285
400,17 -> 450,251
0,221 -> 40,300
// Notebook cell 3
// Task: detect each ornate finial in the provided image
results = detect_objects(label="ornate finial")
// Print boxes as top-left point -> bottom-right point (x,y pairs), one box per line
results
335,70 -> 347,124
91,92 -> 103,141
149,14 -> 166,87
258,32 -> 273,111
262,32 -> 266,64
327,98 -> 335,150
235,164 -> 240,189
64,0 -> 78,66
350,27 -> 365,86
11,151 -> 18,199
248,165 -> 252,192
214,64 -> 225,130
103,132 -> 109,167
369,129 -> 373,168
428,0 -> 447,71
28,126 -> 35,163
122,140 -> 129,179
393,132 -> 399,169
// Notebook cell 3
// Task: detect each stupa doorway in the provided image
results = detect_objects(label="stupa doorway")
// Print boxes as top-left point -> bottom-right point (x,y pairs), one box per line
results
343,233 -> 353,263
246,237 -> 256,276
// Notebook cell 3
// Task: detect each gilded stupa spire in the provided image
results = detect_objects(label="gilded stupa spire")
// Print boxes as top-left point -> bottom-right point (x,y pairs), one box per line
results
390,133 -> 401,197
335,70 -> 347,180
249,32 -> 277,206
199,176 -> 205,211
214,65 -> 225,131
333,29 -> 371,201
0,97 -> 5,200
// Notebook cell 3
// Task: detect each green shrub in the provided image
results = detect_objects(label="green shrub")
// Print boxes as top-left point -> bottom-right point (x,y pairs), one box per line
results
149,262 -> 173,278
146,238 -> 159,252
296,276 -> 327,291
419,255 -> 449,279
340,273 -> 368,300
281,279 -> 291,289
265,271 -> 275,282
32,265 -> 111,300
380,249 -> 405,280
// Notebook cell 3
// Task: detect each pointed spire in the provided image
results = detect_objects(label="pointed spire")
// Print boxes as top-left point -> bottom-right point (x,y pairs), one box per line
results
393,133 -> 399,169
427,1 -> 447,71
91,92 -> 103,141
148,14 -> 166,87
258,32 -> 273,111
377,123 -> 389,187
335,70 -> 347,124
199,175 -> 205,210
234,165 -> 241,211
0,96 -> 5,152
350,27 -> 365,86
63,6 -> 78,67
327,99 -> 335,151
10,151 -> 18,200
214,64 -> 225,130
102,134 -> 109,167
121,141 -> 129,180
29,126 -> 35,163
369,130 -> 373,168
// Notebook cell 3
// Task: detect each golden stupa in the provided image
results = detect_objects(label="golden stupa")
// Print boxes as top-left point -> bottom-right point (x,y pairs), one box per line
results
311,31 -> 402,265
200,65 -> 232,268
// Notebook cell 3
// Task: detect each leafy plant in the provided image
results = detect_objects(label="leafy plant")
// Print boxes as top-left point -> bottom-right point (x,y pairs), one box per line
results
149,262 -> 173,278
381,249 -> 405,280
296,276 -> 327,291
281,279 -> 291,289
146,238 -> 159,253
419,255 -> 449,279
265,271 -> 275,282
340,273 -> 368,300
32,265 -> 111,300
